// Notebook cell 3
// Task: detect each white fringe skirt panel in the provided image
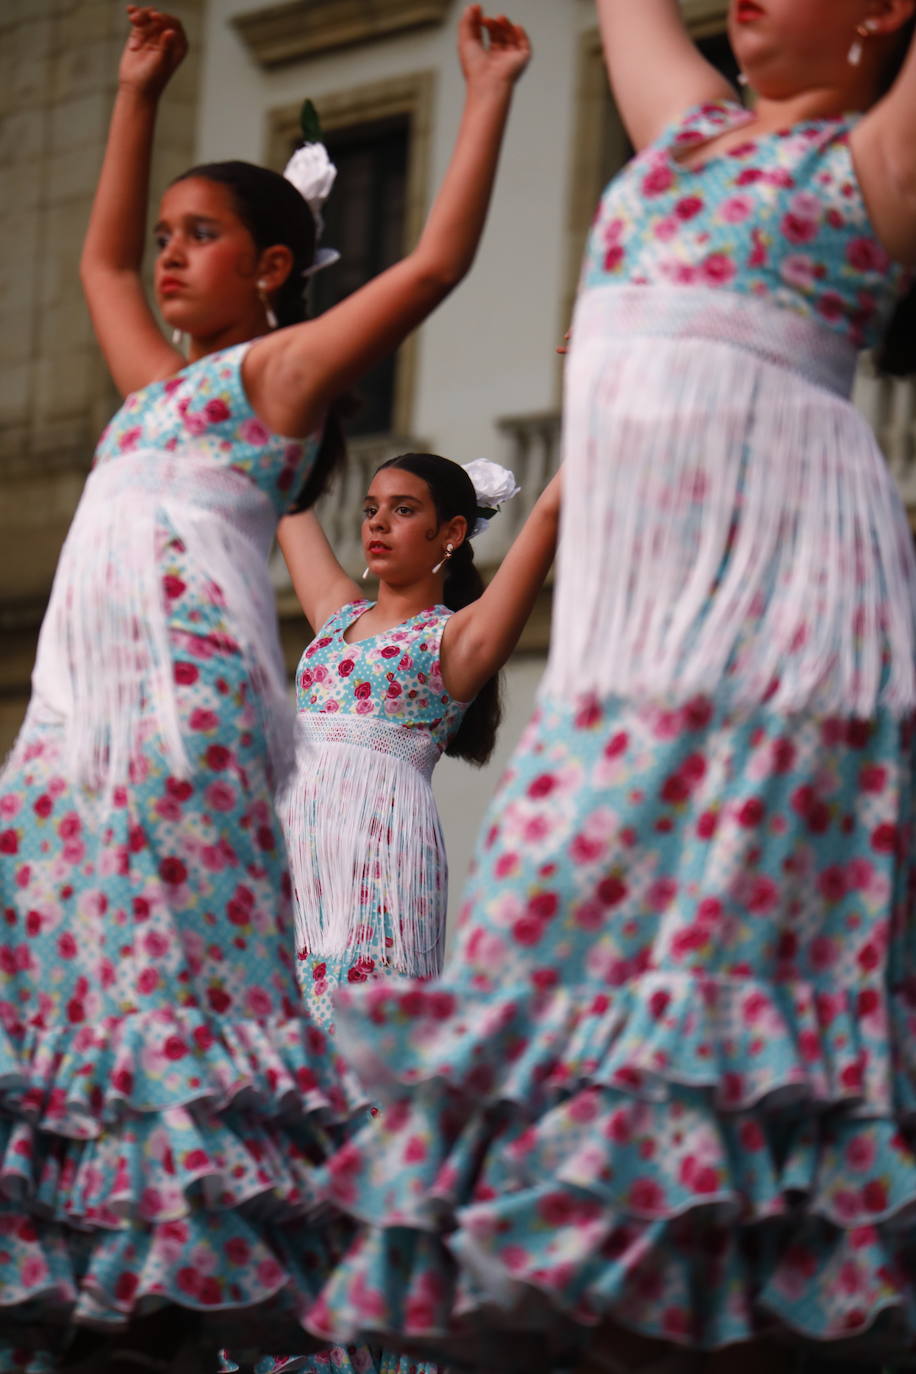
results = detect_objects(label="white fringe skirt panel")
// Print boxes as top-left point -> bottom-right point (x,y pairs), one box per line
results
23,450 -> 291,796
545,284 -> 916,718
278,714 -> 447,979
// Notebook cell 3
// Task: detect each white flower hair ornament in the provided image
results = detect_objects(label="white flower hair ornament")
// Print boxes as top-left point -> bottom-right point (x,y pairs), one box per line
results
283,100 -> 340,278
462,458 -> 521,537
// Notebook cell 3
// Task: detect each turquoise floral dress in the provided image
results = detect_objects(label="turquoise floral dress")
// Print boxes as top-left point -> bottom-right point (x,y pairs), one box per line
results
0,343 -> 361,1369
306,103 -> 916,1363
221,601 -> 467,1374
287,599 -> 468,1004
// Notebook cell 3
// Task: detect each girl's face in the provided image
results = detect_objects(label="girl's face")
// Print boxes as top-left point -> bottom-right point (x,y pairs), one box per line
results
361,468 -> 463,586
154,177 -> 263,339
728,0 -> 894,100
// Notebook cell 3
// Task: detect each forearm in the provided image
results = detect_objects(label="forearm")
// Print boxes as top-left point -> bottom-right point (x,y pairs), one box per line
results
278,510 -> 359,629
81,85 -> 158,278
412,77 -> 514,287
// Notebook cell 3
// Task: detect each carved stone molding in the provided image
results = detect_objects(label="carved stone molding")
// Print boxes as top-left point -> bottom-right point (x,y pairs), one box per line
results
234,0 -> 452,68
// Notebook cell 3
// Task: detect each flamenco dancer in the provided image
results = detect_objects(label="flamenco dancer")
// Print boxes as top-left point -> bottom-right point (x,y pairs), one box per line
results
307,1 -> 916,1371
278,453 -> 559,1003
218,453 -> 558,1374
0,4 -> 529,1370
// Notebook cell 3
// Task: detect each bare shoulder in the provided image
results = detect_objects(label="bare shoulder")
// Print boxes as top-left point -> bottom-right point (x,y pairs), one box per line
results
240,325 -> 325,439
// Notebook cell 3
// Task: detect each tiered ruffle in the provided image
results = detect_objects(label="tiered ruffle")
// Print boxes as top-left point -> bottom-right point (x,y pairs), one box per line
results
0,1004 -> 366,1346
306,972 -> 916,1361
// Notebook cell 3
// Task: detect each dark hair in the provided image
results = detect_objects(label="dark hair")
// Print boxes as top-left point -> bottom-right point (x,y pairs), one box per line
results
376,453 -> 502,767
174,160 -> 346,506
874,17 -> 916,377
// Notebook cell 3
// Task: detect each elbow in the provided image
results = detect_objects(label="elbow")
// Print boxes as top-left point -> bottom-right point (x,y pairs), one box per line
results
409,251 -> 466,300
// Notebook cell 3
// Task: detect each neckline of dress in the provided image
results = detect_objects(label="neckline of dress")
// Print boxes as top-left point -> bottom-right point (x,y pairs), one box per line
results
666,99 -> 849,174
340,601 -> 447,647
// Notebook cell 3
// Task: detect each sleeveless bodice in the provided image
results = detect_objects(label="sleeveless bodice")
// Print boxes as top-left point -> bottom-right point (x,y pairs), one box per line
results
95,341 -> 312,511
295,601 -> 467,756
582,99 -> 910,349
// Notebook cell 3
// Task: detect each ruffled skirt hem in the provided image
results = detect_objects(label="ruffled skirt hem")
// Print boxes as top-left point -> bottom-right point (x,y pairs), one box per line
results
302,974 -> 916,1360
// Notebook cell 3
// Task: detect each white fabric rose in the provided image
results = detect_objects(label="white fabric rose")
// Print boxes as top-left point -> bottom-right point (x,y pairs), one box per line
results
283,143 -> 336,231
282,142 -> 341,277
462,458 -> 521,537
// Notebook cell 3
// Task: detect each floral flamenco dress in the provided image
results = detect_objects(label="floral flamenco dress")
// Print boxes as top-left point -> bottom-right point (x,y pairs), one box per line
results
220,600 -> 467,1374
0,343 -> 363,1369
306,101 -> 916,1365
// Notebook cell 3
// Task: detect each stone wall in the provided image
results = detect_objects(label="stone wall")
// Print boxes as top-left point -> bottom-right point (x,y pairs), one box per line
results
0,0 -> 202,753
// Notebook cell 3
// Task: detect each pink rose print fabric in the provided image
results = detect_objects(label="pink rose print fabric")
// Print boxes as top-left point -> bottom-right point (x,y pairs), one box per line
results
0,344 -> 363,1365
301,104 -> 916,1363
581,99 -> 909,349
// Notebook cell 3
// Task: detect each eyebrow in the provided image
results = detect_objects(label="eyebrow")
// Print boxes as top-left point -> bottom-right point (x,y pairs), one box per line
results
153,214 -> 223,233
363,493 -> 422,503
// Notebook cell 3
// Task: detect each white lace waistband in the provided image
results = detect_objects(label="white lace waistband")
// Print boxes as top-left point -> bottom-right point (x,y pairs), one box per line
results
295,712 -> 442,781
576,283 -> 859,396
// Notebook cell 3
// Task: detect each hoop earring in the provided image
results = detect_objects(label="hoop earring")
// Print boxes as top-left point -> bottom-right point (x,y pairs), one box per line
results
257,281 -> 278,330
432,542 -> 454,575
848,18 -> 877,66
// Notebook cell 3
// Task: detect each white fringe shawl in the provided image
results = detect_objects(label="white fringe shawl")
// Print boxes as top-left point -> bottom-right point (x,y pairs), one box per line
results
278,714 -> 447,978
27,450 -> 292,796
546,285 -> 916,717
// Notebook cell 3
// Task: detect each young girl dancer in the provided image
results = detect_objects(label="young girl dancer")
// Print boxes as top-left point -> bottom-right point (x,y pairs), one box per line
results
0,4 -> 529,1370
218,454 -> 558,1374
305,2 -> 916,1371
279,453 -> 559,1007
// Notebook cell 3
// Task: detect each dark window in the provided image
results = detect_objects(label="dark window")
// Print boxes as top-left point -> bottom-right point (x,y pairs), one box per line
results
307,115 -> 409,436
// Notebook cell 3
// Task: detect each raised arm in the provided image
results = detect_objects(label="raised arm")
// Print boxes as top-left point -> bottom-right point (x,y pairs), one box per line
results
243,7 -> 530,439
851,19 -> 916,266
80,6 -> 186,396
440,469 -> 561,703
596,0 -> 735,152
277,508 -> 363,634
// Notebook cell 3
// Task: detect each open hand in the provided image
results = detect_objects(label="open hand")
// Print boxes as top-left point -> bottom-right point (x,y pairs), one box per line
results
458,5 -> 531,89
120,6 -> 188,96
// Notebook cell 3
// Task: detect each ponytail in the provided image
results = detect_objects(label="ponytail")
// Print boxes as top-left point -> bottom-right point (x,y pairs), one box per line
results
440,541 -> 502,767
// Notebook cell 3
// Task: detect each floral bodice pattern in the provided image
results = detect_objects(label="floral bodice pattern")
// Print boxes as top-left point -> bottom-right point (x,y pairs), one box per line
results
295,601 -> 467,755
94,341 -> 312,511
93,342 -> 317,644
582,99 -> 909,349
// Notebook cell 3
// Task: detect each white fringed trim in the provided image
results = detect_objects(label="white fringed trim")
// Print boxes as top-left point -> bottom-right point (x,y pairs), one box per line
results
29,450 -> 292,796
545,285 -> 916,717
278,714 -> 447,978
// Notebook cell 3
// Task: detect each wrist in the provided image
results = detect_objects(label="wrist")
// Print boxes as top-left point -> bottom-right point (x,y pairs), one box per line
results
465,72 -> 515,104
116,80 -> 162,108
